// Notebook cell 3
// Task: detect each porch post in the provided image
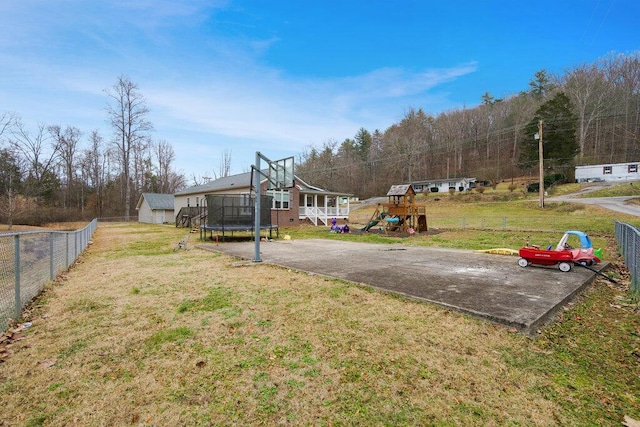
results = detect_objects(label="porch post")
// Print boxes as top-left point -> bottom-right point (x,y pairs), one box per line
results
304,194 -> 308,218
314,194 -> 318,224
324,196 -> 329,225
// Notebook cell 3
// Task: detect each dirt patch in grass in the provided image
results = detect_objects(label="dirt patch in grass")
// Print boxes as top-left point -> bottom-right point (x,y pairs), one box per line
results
1,223 -> 638,426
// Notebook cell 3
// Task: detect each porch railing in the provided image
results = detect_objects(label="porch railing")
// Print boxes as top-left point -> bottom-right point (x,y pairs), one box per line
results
299,207 -> 350,225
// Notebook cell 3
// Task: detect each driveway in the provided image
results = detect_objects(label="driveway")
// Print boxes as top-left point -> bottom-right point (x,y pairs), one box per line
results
552,195 -> 640,216
549,180 -> 640,216
201,239 -> 605,334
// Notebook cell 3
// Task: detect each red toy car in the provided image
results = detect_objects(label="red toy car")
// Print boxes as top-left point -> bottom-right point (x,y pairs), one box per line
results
518,230 -> 601,272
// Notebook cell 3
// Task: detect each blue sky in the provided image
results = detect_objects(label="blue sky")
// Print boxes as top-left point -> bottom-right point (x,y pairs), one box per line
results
1,1 -> 638,180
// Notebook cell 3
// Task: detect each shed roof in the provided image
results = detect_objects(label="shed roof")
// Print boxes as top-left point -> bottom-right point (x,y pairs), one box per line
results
386,184 -> 414,196
137,193 -> 174,210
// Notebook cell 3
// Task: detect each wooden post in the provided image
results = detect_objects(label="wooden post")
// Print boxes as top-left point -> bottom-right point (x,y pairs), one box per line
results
538,120 -> 544,209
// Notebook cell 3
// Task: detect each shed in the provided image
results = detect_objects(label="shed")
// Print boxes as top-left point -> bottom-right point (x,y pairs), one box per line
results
136,193 -> 175,224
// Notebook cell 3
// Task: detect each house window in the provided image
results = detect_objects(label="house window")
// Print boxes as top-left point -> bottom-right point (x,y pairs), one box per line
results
267,189 -> 290,210
603,166 -> 612,175
629,164 -> 638,173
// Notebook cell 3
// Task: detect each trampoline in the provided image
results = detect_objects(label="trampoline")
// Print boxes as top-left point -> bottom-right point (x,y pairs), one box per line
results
200,194 -> 278,241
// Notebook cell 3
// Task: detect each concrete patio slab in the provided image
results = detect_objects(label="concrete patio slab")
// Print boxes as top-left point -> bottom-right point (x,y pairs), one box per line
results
199,239 -> 605,333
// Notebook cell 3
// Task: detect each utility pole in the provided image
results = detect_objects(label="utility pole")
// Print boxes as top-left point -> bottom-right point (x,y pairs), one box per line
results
537,120 -> 544,208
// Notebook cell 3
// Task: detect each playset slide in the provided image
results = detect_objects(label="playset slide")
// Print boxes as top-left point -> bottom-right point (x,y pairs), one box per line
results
361,212 -> 387,232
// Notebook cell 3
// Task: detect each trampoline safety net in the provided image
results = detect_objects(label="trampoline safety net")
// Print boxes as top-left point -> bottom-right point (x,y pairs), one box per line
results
205,194 -> 273,229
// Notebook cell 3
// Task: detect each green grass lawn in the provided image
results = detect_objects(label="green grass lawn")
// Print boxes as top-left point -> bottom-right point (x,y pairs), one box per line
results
2,185 -> 639,426
577,182 -> 640,198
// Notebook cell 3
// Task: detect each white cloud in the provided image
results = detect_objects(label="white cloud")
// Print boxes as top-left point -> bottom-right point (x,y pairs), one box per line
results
0,0 -> 478,175
144,62 -> 477,148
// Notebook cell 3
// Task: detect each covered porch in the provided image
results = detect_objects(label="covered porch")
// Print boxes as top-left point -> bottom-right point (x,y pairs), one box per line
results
299,192 -> 350,226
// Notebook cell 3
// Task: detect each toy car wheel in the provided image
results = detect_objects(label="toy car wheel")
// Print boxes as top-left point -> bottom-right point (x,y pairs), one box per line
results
559,262 -> 572,272
518,258 -> 529,268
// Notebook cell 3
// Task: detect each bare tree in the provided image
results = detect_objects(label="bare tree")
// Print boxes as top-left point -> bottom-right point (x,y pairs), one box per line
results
153,139 -> 176,193
217,149 -> 232,179
133,137 -> 152,194
81,130 -> 107,217
49,125 -> 82,208
0,112 -> 16,139
0,148 -> 23,229
382,108 -> 432,184
105,75 -> 152,220
9,118 -> 60,204
602,53 -> 640,162
563,64 -> 613,161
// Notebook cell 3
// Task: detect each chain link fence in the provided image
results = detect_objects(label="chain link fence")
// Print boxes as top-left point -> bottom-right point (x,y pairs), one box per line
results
0,219 -> 98,331
615,221 -> 639,294
426,216 -> 616,234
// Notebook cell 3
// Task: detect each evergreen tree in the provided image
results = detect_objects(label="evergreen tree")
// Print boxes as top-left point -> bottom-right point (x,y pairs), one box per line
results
518,92 -> 579,172
528,69 -> 556,100
0,148 -> 22,195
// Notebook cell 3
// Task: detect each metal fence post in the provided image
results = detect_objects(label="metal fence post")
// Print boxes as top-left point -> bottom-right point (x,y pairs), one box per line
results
632,230 -> 638,293
615,221 -> 640,295
50,232 -> 55,280
14,234 -> 21,321
2,220 -> 99,333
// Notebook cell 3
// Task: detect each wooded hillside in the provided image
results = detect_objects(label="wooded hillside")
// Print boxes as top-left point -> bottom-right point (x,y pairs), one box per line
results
296,52 -> 640,198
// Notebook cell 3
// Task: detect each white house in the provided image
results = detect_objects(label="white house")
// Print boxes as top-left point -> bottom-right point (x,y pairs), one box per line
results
410,178 -> 477,193
575,161 -> 640,183
136,193 -> 175,224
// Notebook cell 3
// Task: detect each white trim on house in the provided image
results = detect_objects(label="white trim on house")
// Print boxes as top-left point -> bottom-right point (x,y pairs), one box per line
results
299,193 -> 350,226
575,162 -> 640,182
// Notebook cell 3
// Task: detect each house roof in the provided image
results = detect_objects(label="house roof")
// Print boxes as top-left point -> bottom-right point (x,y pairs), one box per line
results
576,161 -> 639,168
174,172 -> 254,196
137,193 -> 174,210
295,176 -> 352,197
411,177 -> 476,184
175,171 -> 352,197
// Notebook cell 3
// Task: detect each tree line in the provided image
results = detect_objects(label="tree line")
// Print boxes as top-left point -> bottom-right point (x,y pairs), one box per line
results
0,76 -> 189,227
2,53 -> 639,226
295,52 -> 640,199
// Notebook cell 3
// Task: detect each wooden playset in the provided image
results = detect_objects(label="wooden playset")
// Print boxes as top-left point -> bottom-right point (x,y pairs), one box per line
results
362,184 -> 427,233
